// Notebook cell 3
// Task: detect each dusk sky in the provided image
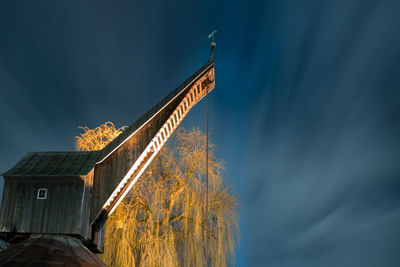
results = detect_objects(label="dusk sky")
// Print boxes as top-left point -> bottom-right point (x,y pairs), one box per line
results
1,1 -> 400,266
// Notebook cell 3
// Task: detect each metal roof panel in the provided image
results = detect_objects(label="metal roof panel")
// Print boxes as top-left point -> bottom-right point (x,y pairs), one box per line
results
2,151 -> 101,177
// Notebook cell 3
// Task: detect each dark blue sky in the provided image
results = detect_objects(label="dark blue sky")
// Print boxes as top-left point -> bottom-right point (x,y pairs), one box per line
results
1,1 -> 400,266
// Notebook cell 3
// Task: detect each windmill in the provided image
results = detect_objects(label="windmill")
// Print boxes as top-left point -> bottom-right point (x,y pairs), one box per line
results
0,44 -> 216,255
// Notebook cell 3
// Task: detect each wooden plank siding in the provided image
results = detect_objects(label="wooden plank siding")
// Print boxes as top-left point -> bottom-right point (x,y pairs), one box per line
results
0,151 -> 99,239
90,83 -> 187,222
0,176 -> 84,235
79,169 -> 94,240
90,63 -> 215,226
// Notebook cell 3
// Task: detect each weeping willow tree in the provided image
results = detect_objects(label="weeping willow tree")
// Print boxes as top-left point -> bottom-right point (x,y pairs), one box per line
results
75,122 -> 239,267
75,122 -> 127,152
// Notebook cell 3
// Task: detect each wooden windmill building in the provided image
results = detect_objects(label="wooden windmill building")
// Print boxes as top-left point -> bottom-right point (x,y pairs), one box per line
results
0,51 -> 215,253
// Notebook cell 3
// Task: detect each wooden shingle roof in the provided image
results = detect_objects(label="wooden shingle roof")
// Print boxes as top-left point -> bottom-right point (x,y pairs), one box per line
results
2,151 -> 101,177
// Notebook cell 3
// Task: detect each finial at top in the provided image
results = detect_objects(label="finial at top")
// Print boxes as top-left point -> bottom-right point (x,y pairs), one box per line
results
208,30 -> 217,48
208,30 -> 217,62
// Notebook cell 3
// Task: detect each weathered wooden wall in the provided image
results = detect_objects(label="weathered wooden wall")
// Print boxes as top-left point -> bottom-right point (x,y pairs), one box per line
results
0,175 -> 89,236
90,63 -> 215,225
79,170 -> 94,240
90,88 -> 186,222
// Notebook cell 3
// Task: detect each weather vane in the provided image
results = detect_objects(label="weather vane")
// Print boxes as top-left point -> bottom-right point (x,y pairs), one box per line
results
208,30 -> 217,48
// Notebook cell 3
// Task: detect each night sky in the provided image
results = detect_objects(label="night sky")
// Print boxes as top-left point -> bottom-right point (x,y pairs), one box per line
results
1,1 -> 400,266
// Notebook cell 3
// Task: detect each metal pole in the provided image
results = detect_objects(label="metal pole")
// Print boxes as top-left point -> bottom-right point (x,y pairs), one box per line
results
205,75 -> 209,266
206,30 -> 216,266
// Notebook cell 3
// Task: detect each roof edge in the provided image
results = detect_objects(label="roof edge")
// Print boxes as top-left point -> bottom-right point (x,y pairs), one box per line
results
96,61 -> 214,164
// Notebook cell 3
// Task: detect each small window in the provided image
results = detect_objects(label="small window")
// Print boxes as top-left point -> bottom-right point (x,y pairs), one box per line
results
37,188 -> 47,199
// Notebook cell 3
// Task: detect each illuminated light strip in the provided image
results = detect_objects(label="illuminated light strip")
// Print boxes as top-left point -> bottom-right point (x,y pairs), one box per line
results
96,64 -> 215,165
91,67 -> 215,227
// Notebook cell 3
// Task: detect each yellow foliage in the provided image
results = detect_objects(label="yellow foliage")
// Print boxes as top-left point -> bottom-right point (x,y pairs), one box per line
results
75,122 -> 127,151
75,123 -> 239,267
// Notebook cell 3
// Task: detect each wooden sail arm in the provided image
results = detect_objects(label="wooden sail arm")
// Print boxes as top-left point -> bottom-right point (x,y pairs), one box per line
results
91,63 -> 215,233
